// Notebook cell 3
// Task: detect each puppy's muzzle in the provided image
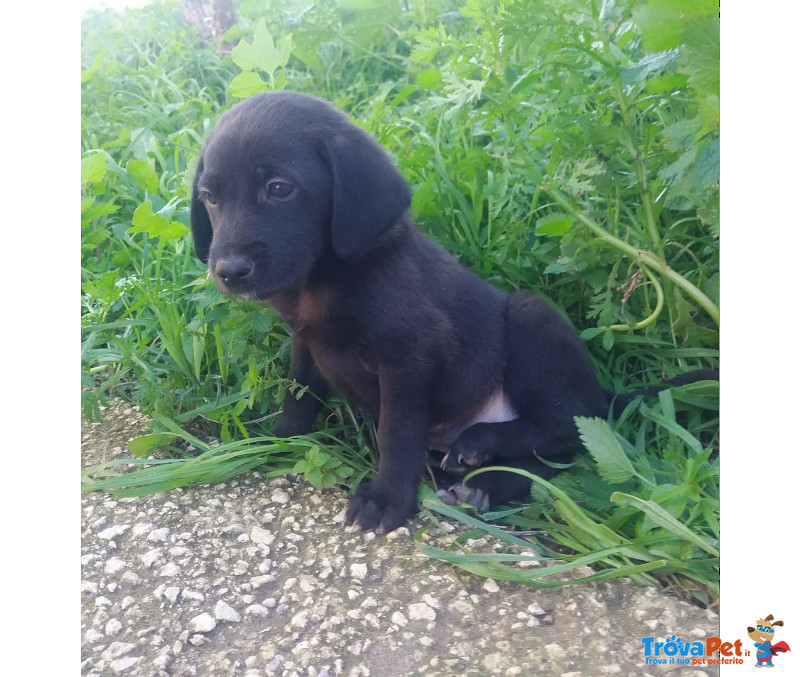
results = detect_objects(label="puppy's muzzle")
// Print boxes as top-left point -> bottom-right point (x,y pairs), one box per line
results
214,256 -> 254,286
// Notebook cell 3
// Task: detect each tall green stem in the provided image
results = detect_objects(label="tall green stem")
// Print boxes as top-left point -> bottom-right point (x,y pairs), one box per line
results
547,189 -> 719,326
592,0 -> 664,261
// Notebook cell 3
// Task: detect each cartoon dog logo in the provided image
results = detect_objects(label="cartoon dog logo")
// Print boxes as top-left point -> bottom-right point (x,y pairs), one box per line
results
747,614 -> 791,668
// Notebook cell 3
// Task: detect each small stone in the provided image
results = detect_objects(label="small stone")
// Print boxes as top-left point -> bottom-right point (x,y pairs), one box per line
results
81,581 -> 99,595
104,557 -> 126,574
148,527 -> 170,542
350,563 -> 367,580
102,641 -> 136,661
291,611 -> 309,629
385,527 -> 410,540
141,549 -> 162,568
105,618 -> 123,636
121,571 -> 140,585
215,600 -> 241,622
450,599 -> 473,616
163,587 -> 180,604
188,613 -> 216,633
168,546 -> 191,557
131,522 -> 154,537
482,579 -> 500,593
85,628 -> 104,643
391,611 -> 408,627
245,604 -> 269,617
271,489 -> 290,504
153,653 -> 172,670
110,656 -> 143,673
158,562 -> 180,577
251,525 -> 274,545
183,590 -> 205,603
250,574 -> 275,589
408,602 -> 436,621
120,596 -> 136,610
98,524 -> 130,540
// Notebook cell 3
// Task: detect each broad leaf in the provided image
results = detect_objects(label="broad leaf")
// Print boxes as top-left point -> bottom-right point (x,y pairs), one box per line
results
535,213 -> 573,236
82,152 -> 107,184
126,159 -> 159,194
231,20 -> 292,76
128,433 -> 178,457
228,71 -> 268,98
128,201 -> 189,242
575,417 -> 636,484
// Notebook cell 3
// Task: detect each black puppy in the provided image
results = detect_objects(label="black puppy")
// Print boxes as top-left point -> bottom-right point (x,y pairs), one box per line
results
191,91 -> 714,531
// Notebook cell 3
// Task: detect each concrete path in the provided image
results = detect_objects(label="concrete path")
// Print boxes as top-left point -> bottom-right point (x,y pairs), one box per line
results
81,401 -> 719,676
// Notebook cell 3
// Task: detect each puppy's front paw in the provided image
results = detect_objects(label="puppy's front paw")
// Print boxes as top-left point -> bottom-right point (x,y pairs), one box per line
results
345,480 -> 416,532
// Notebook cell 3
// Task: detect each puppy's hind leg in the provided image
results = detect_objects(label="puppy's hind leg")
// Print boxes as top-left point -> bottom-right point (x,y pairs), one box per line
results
440,417 -> 577,475
437,417 -> 578,510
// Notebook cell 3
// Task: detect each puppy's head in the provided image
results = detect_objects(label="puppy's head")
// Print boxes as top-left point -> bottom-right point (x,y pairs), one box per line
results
190,91 -> 410,299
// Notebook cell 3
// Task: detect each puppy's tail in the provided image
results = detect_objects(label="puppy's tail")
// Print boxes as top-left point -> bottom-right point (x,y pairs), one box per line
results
608,368 -> 719,417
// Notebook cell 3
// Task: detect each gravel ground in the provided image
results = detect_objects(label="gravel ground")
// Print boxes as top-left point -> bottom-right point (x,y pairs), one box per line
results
81,401 -> 720,677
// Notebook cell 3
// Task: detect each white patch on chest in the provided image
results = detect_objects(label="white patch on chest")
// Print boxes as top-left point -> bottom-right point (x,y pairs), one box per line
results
429,388 -> 518,452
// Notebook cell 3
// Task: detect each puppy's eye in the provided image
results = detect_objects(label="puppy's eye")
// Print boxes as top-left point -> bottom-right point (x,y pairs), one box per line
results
199,190 -> 219,206
266,180 -> 294,199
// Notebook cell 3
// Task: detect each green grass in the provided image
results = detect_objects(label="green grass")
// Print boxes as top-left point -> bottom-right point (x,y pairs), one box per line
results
81,0 -> 719,606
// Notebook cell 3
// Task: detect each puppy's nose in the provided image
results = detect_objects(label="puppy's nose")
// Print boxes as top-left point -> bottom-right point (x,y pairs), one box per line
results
214,256 -> 254,283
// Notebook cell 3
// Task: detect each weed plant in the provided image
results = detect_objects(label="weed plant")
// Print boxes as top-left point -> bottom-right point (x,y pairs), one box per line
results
81,0 -> 719,606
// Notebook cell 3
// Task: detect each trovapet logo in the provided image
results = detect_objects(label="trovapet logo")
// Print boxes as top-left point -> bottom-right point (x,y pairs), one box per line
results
641,613 -> 791,668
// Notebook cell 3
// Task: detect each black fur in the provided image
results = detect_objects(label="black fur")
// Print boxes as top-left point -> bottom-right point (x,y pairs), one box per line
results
190,91 -> 717,531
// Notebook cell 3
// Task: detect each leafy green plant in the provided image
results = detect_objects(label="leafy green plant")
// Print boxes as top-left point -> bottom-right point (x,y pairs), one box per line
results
81,0 -> 718,603
420,380 -> 719,606
228,19 -> 293,97
292,445 -> 354,487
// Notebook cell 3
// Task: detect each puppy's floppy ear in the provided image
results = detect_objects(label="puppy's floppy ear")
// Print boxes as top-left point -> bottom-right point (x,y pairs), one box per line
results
320,129 -> 411,260
190,154 -> 212,263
